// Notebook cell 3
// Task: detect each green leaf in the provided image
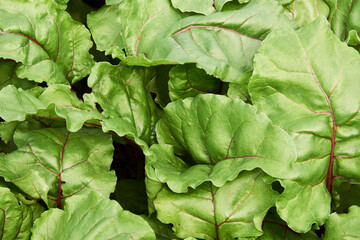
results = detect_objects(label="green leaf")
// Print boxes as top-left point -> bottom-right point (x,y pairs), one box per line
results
31,192 -> 156,240
171,0 -> 216,15
323,206 -> 360,240
87,4 -> 126,60
0,59 -> 36,91
0,0 -> 94,84
150,66 -> 172,108
0,86 -> 47,122
142,216 -> 180,240
0,122 -> 19,143
283,0 -> 329,27
150,94 -> 296,192
154,170 -> 278,239
169,64 -> 223,101
88,62 -> 161,150
39,84 -> 104,132
0,186 -> 45,240
259,212 -> 319,239
227,71 -> 252,103
106,0 -> 123,5
0,85 -> 104,132
325,0 -> 360,41
89,0 -> 294,81
155,0 -> 295,82
0,128 -> 116,207
249,17 -> 360,232
53,0 -> 69,10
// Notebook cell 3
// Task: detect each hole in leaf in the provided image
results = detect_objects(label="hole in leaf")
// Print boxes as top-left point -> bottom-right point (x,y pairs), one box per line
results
111,139 -> 145,180
37,81 -> 48,88
271,181 -> 284,194
82,0 -> 105,9
71,77 -> 92,100
95,103 -> 103,113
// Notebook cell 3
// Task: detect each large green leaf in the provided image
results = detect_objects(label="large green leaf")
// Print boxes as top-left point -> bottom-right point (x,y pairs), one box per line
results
0,85 -> 104,132
148,94 -> 295,193
169,64 -> 223,101
283,0 -> 329,27
154,170 -> 278,239
0,186 -> 44,240
87,62 -> 161,150
89,0 -> 294,82
0,0 -> 94,84
323,206 -> 360,239
142,0 -> 294,82
249,17 -> 360,232
0,128 -> 116,207
325,0 -> 360,41
31,192 -> 155,240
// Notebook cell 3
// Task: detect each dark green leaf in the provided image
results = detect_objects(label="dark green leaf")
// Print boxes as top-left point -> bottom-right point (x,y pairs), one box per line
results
169,64 -> 223,101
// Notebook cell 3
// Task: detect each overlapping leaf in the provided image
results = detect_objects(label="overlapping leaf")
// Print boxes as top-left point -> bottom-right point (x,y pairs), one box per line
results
259,219 -> 319,239
147,94 -> 295,193
0,84 -> 104,132
155,170 -> 277,239
249,17 -> 360,232
0,0 -> 94,84
323,206 -> 360,239
89,0 -> 294,82
325,0 -> 360,42
87,62 -> 161,150
169,64 -> 223,101
0,186 -> 45,240
87,4 -> 125,60
31,192 -> 155,240
0,128 -> 116,207
0,60 -> 36,91
283,0 -> 329,27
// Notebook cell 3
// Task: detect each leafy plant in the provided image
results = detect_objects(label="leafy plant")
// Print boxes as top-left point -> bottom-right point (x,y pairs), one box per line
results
0,0 -> 360,239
